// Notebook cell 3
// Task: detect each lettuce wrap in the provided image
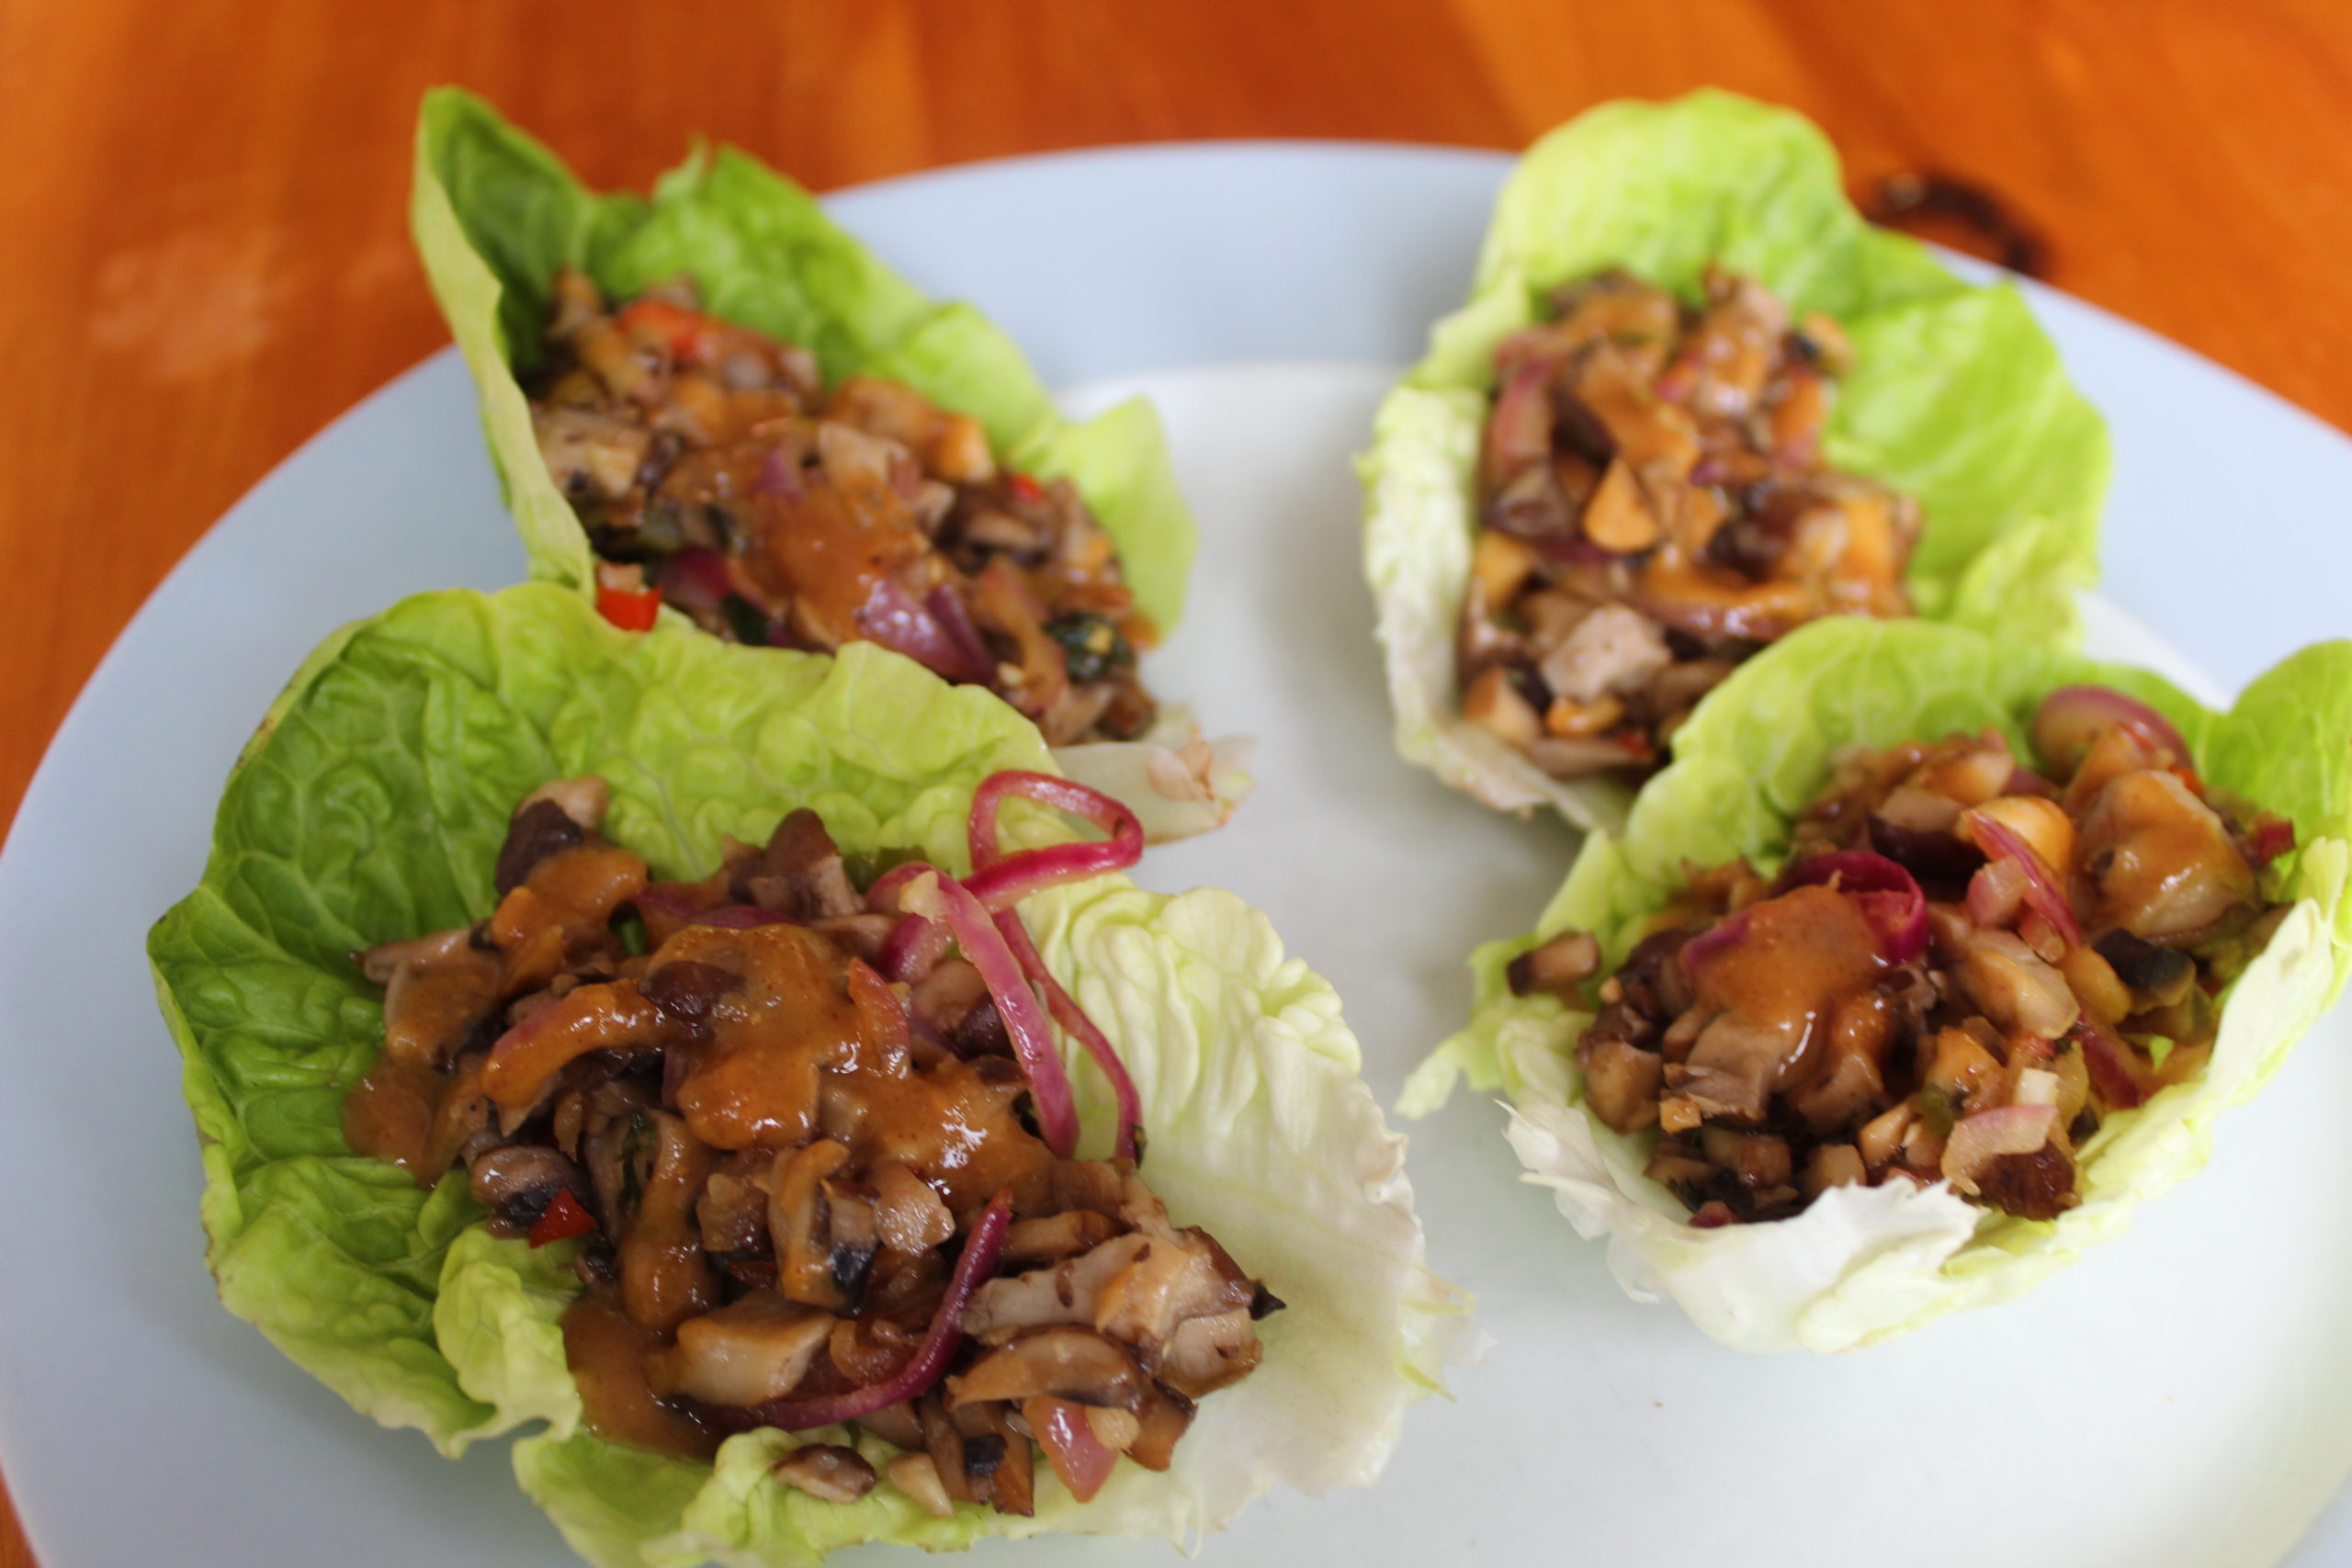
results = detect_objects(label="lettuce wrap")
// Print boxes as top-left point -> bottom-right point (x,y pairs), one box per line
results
1360,91 -> 2112,829
1402,616 -> 2352,1352
411,87 -> 1244,840
151,582 -> 1468,1565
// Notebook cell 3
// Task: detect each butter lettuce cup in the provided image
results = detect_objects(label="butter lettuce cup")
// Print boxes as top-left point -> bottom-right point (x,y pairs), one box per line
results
1404,616 -> 2352,1351
413,89 -> 1244,841
1361,90 -> 2110,829
150,583 -> 1466,1567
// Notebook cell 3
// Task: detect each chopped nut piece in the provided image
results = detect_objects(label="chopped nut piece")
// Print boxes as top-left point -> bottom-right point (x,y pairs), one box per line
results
1472,528 -> 1538,605
1462,264 -> 1915,778
774,1444 -> 877,1505
887,1453 -> 956,1518
1463,666 -> 1543,749
1580,459 -> 1660,552
1508,930 -> 1601,997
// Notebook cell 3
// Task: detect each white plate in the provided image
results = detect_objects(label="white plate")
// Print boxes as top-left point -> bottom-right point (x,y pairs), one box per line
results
1,145 -> 2346,1568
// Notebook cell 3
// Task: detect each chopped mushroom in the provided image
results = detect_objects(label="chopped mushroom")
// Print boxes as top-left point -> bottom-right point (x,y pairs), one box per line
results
342,776 -> 1270,1518
646,1295 -> 833,1406
1562,688 -> 2289,1224
525,270 -> 1159,746
1460,265 -> 1920,779
772,1444 -> 877,1504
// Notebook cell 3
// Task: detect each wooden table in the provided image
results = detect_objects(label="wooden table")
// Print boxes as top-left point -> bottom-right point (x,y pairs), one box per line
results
4,1 -> 2349,1561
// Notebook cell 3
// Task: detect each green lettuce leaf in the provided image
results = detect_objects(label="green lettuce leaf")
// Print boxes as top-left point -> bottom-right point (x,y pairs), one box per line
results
153,582 -> 1465,1561
1404,616 -> 2352,1351
1360,90 -> 2111,828
410,87 -> 1195,634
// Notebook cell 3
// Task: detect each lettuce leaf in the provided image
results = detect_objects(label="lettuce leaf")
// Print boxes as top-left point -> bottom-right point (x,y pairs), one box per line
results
152,582 -> 1464,1561
410,87 -> 1195,635
1404,616 -> 2352,1350
1360,91 -> 2111,828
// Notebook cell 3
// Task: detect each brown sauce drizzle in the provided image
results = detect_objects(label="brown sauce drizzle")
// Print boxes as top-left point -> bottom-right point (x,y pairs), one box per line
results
1691,885 -> 1883,1042
562,1289 -> 722,1460
341,1055 -> 444,1173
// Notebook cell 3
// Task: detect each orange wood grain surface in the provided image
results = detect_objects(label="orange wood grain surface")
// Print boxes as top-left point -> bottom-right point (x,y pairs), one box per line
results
6,2 -> 2352,1562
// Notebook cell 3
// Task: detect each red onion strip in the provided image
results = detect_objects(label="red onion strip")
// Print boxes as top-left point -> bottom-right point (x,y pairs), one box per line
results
1971,817 -> 2084,947
1678,906 -> 1755,979
966,770 -> 1143,881
2074,1015 -> 2150,1110
2033,684 -> 2191,769
992,907 -> 1143,1162
1030,1395 -> 1119,1502
961,771 -> 1147,1156
925,584 -> 997,686
1781,851 -> 1929,964
1941,1103 -> 2059,1192
867,863 -> 954,981
967,839 -> 1143,913
730,1188 -> 1012,1431
904,868 -> 1080,1156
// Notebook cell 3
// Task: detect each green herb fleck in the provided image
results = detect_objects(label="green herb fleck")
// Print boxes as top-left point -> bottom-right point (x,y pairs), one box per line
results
1045,614 -> 1131,684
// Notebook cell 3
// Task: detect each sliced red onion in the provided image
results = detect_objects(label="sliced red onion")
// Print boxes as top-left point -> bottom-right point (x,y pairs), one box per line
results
864,863 -> 933,913
865,864 -> 954,982
2031,685 -> 2191,772
1678,906 -> 1755,980
854,577 -> 992,685
718,1188 -> 1012,1432
902,868 -> 1080,1156
1781,851 -> 1929,964
662,547 -> 736,615
967,770 -> 1144,878
1969,816 -> 2084,947
925,585 -> 997,685
992,907 -> 1144,1162
967,839 -> 1148,913
1941,1103 -> 2059,1193
632,883 -> 718,946
1029,1395 -> 1119,1503
2003,766 -> 2060,800
2073,1014 -> 2150,1110
1966,854 -> 2030,929
876,915 -> 952,984
1484,356 -> 1557,481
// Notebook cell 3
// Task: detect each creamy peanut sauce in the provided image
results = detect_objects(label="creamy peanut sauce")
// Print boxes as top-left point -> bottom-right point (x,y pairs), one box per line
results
340,1054 -> 441,1175
525,270 -> 1160,748
1688,885 -> 1883,1047
1520,698 -> 2294,1225
562,1291 -> 721,1459
345,786 -> 1272,1514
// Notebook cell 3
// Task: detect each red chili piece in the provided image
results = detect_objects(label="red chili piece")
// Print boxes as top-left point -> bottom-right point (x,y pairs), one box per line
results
529,1188 -> 596,1247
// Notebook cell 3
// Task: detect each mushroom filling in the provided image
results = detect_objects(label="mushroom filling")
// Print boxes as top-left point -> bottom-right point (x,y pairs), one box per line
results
527,268 -> 1158,748
1510,685 -> 2296,1224
342,773 -> 1277,1515
1459,265 -> 1919,779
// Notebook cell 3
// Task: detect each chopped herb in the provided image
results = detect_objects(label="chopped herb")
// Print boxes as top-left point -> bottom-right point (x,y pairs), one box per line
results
1045,614 -> 1131,684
